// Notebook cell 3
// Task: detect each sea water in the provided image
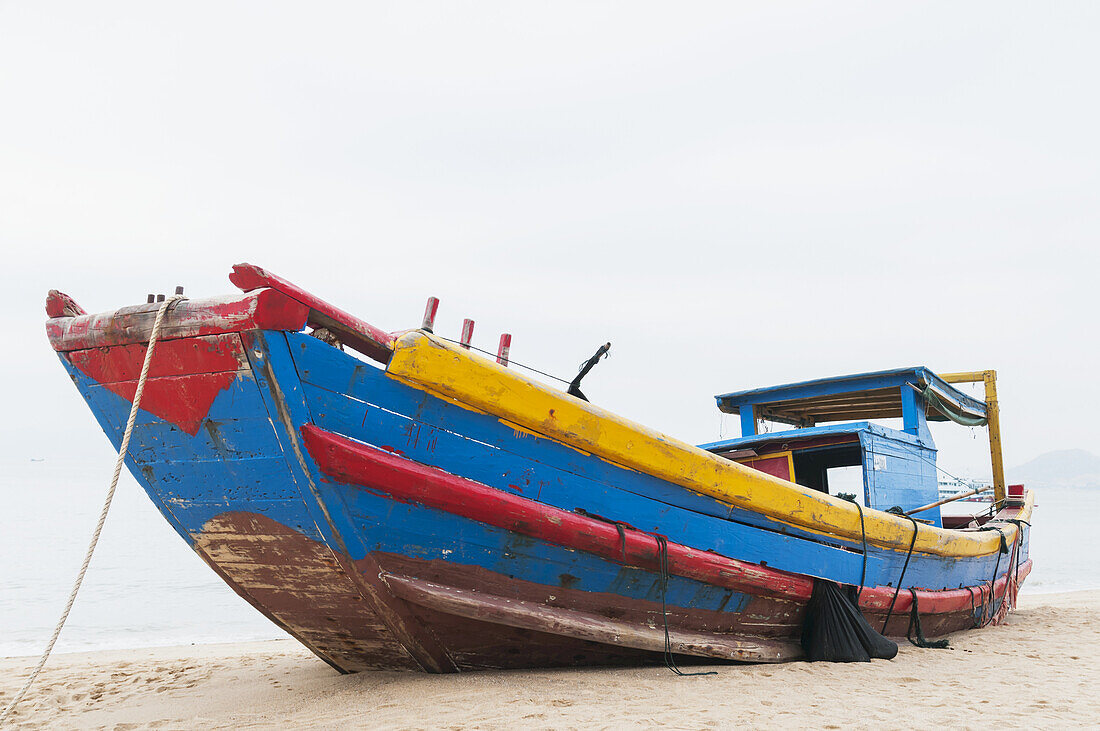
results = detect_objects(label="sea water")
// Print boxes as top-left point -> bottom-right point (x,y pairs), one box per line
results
0,458 -> 286,658
1,457 -> 1097,658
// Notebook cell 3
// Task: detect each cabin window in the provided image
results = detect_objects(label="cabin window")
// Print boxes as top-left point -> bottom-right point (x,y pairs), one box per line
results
791,444 -> 863,499
825,465 -> 866,504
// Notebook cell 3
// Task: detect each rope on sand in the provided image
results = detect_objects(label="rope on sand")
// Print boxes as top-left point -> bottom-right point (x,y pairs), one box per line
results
1,295 -> 184,724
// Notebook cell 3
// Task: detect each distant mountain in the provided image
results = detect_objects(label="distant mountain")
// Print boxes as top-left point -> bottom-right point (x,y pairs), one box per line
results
1008,449 -> 1100,488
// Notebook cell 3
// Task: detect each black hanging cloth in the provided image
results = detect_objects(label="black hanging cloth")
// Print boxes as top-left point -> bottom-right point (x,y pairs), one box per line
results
801,579 -> 899,662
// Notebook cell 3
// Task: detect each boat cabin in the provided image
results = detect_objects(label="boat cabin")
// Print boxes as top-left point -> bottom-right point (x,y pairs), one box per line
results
699,367 -> 991,528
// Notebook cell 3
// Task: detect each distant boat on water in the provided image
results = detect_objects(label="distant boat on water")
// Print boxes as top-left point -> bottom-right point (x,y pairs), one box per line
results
43,264 -> 1034,672
938,477 -> 994,503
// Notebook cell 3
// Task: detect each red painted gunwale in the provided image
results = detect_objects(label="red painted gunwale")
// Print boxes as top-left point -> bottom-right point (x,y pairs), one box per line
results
45,288 -> 309,352
229,263 -> 395,363
301,424 -> 1028,618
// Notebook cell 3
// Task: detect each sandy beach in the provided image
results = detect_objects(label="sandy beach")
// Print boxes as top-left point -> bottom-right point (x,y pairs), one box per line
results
2,591 -> 1097,729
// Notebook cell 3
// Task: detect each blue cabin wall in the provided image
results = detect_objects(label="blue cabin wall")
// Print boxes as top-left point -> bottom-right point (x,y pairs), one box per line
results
859,430 -> 941,526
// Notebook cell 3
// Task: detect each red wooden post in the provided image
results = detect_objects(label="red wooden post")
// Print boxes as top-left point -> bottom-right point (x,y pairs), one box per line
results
460,319 -> 475,349
422,297 -> 439,332
496,334 -> 512,366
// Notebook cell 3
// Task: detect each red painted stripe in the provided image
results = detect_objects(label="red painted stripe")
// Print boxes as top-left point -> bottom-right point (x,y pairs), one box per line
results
301,424 -> 1029,614
64,334 -> 248,436
65,333 -> 247,384
303,423 -> 812,601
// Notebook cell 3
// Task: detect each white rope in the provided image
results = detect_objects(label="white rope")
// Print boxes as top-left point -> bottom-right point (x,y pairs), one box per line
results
1,295 -> 184,724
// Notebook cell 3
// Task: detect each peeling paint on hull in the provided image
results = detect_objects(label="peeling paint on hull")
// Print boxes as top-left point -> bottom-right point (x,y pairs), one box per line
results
45,275 -> 1033,673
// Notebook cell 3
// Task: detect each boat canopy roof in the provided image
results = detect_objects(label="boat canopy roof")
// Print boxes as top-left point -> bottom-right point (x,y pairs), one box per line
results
715,366 -> 988,428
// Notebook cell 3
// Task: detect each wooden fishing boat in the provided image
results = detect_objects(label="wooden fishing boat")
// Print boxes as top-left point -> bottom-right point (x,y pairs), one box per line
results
44,264 -> 1033,672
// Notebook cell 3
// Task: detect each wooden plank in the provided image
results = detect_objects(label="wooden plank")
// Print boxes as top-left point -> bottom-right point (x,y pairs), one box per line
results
64,333 -> 248,383
78,371 -> 247,437
303,422 -> 1035,618
460,319 -> 475,348
229,263 -> 395,363
243,330 -> 457,673
382,573 -> 802,663
421,297 -> 439,331
303,421 -> 815,601
736,452 -> 795,482
939,371 -> 989,384
45,289 -> 86,317
770,389 -> 899,409
45,289 -> 309,351
496,334 -> 511,366
193,510 -> 420,672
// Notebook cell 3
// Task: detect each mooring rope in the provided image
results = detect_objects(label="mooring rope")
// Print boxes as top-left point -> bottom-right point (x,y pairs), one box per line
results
977,526 -> 1008,628
1,295 -> 183,724
651,534 -> 716,677
880,512 -> 920,636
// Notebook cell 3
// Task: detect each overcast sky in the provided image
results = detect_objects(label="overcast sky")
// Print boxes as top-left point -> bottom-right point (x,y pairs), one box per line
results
1,2 -> 1097,478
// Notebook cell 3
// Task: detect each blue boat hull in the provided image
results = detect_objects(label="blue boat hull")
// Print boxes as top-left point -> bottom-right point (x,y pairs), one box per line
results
46,285 -> 1032,672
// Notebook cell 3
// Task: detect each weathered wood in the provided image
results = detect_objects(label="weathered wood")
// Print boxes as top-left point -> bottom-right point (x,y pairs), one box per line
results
460,318 -> 475,349
45,289 -> 86,318
193,512 -> 420,673
302,422 -> 1033,618
46,289 -> 309,352
45,268 -> 1035,672
373,551 -> 803,638
496,333 -> 511,366
302,423 -> 815,601
65,333 -> 248,383
421,296 -> 439,332
382,573 -> 802,663
191,515 -> 417,672
940,371 -> 1007,503
242,330 -> 457,673
229,263 -> 394,363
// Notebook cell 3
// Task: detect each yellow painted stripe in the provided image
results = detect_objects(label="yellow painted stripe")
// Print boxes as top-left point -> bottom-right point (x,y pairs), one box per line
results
386,332 -> 1026,558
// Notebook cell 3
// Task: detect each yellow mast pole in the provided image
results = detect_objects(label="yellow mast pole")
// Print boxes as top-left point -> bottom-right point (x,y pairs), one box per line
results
940,370 -> 1006,504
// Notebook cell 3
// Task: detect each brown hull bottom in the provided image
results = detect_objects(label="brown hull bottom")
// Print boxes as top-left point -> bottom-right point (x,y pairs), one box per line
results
189,511 -> 1026,673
